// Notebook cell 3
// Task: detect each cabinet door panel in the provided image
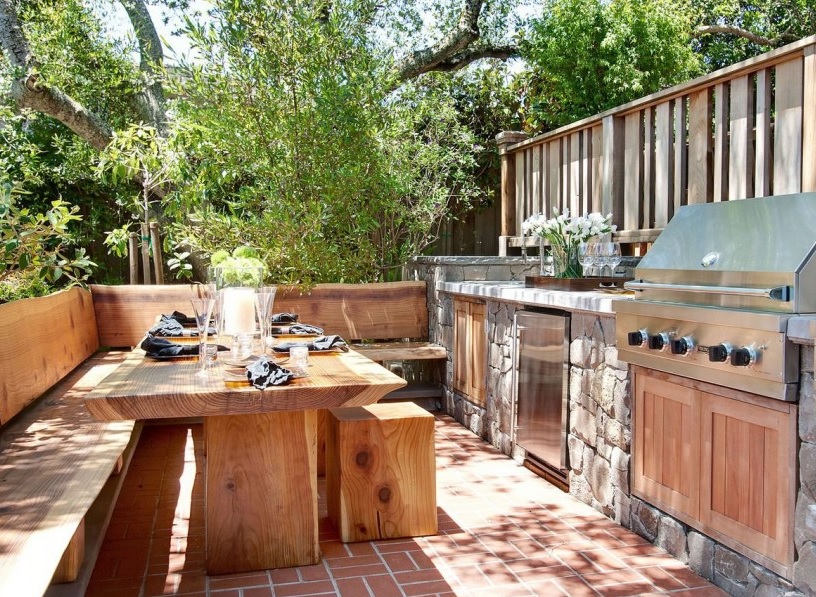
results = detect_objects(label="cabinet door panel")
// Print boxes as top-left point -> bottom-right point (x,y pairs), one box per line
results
633,372 -> 700,519
469,302 -> 486,406
701,392 -> 795,567
453,301 -> 469,395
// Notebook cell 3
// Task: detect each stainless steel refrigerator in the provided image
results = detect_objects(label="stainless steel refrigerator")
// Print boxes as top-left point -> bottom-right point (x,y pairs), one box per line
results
513,309 -> 571,487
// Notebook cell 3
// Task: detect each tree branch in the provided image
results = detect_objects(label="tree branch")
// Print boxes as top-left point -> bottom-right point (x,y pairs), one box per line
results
693,25 -> 798,48
418,44 -> 519,75
119,0 -> 168,133
0,0 -> 33,69
392,0 -> 485,82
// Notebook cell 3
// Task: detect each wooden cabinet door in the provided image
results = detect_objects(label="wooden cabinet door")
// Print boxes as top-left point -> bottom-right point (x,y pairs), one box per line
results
633,371 -> 700,520
453,299 -> 487,407
468,302 -> 486,406
700,392 -> 796,570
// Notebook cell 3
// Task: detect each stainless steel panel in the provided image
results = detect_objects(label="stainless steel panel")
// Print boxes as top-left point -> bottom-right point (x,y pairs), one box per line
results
513,310 -> 570,470
631,193 -> 816,313
613,301 -> 799,401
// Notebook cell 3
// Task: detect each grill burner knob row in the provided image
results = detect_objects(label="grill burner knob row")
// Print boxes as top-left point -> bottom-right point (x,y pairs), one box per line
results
708,343 -> 732,363
647,333 -> 671,351
731,346 -> 758,367
670,336 -> 695,356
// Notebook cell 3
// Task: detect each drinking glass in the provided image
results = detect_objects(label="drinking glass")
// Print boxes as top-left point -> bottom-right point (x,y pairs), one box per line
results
605,242 -> 622,277
255,286 -> 277,355
190,293 -> 216,378
577,242 -> 596,277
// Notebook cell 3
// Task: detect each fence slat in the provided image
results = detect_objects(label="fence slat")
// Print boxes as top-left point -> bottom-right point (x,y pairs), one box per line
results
548,141 -> 560,215
688,89 -> 713,204
755,69 -> 772,196
570,132 -> 581,215
774,58 -> 804,194
591,125 -> 603,213
624,111 -> 643,229
643,107 -> 654,228
674,97 -> 688,214
531,145 -> 541,218
654,101 -> 673,227
515,151 -> 525,234
729,75 -> 754,200
713,82 -> 729,201
803,46 -> 816,192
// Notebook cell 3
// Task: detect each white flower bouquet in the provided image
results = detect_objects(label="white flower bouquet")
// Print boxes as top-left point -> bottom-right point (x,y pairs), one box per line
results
522,208 -> 615,277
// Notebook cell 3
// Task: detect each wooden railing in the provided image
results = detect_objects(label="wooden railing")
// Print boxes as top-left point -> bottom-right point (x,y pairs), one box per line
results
497,34 -> 816,255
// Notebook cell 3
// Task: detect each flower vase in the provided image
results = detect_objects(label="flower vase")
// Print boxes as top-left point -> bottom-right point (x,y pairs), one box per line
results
552,245 -> 582,278
539,237 -> 550,276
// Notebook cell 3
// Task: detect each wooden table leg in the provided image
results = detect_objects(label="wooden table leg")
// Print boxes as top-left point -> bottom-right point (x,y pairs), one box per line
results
205,409 -> 319,575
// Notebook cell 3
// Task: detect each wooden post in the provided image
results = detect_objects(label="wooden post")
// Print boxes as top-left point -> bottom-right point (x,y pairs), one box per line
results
149,222 -> 164,284
128,232 -> 139,284
802,44 -> 816,192
496,131 -> 528,253
140,222 -> 152,285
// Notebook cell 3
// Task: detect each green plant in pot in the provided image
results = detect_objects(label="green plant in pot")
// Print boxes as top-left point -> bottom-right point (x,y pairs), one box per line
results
210,246 -> 266,287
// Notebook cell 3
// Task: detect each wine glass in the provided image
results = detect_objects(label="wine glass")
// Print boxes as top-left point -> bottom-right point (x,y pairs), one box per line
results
577,242 -> 596,277
605,242 -> 622,277
190,288 -> 216,378
255,286 -> 277,355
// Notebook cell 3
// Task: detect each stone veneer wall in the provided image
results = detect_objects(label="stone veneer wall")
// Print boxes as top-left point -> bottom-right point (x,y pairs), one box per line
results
412,256 -> 816,596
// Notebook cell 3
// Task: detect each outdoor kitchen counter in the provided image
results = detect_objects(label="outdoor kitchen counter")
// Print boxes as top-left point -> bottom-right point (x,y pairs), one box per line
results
438,280 -> 632,313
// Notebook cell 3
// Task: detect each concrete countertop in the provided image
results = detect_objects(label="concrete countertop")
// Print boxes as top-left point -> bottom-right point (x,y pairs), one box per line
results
439,281 -> 816,343
437,280 -> 632,314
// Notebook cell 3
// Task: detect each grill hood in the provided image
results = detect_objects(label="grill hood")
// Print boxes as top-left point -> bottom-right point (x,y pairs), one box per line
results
627,193 -> 816,313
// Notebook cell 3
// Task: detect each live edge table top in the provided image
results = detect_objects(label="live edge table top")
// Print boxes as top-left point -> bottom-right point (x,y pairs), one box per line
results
84,348 -> 407,421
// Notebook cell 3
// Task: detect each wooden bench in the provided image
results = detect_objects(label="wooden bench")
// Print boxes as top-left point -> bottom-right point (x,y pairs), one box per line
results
326,402 -> 437,543
0,288 -> 142,597
91,281 -> 447,400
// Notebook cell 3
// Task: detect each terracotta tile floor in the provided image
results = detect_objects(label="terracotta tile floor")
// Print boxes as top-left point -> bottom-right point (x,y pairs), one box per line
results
86,413 -> 728,597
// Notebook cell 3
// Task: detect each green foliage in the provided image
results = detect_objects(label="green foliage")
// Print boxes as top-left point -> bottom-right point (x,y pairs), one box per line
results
165,0 -> 485,285
0,185 -> 96,301
519,0 -> 702,129
690,0 -> 816,69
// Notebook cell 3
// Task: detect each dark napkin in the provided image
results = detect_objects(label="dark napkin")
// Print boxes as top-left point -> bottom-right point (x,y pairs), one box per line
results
272,335 -> 348,353
141,335 -> 228,358
149,315 -> 216,337
270,312 -> 299,323
246,356 -> 294,389
287,323 -> 324,335
169,310 -> 197,326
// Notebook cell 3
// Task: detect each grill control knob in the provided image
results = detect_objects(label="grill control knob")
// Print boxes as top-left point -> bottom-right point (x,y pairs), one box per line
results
708,343 -> 732,363
647,333 -> 670,351
628,329 -> 648,346
671,336 -> 695,356
731,346 -> 758,367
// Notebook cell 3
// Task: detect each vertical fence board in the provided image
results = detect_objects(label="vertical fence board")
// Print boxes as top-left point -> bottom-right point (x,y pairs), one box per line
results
582,130 -> 592,215
755,69 -> 773,197
560,138 -> 570,213
602,115 -> 625,228
774,58 -> 804,194
570,132 -> 581,215
643,107 -> 654,228
654,101 -> 673,227
548,141 -> 560,216
624,112 -> 644,229
803,46 -> 816,192
729,75 -> 754,200
713,82 -> 729,201
515,151 -> 525,235
674,97 -> 688,213
531,145 -> 541,218
688,89 -> 713,204
591,125 -> 603,213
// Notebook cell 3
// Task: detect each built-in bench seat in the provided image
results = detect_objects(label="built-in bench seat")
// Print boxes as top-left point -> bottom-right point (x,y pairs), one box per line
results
91,281 -> 447,400
0,288 -> 141,597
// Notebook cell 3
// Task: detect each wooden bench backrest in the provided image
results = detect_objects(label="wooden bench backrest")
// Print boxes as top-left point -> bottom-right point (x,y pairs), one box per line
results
0,287 -> 99,425
91,281 -> 429,348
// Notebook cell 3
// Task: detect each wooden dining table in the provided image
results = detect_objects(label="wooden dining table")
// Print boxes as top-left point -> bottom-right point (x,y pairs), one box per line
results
85,347 -> 406,575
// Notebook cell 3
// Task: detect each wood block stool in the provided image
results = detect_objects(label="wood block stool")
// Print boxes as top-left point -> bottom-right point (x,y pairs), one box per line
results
326,402 -> 437,543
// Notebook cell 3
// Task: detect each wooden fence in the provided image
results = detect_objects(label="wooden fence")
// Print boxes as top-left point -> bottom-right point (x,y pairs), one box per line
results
497,35 -> 816,255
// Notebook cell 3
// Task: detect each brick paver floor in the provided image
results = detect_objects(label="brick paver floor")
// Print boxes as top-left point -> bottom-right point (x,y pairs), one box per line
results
86,413 -> 728,597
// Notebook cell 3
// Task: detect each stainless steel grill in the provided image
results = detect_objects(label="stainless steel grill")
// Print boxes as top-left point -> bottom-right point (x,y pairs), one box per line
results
614,193 -> 816,401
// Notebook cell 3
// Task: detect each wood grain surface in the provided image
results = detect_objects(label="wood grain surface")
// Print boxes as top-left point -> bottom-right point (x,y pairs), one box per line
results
326,403 -> 437,543
205,410 -> 319,574
84,349 -> 407,421
91,281 -> 430,349
0,352 -> 134,597
0,287 -> 99,424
